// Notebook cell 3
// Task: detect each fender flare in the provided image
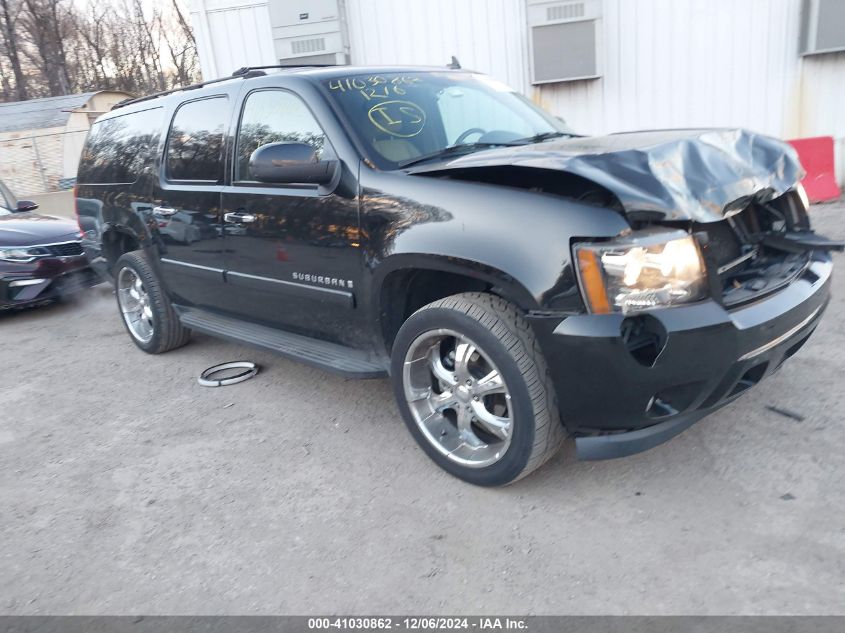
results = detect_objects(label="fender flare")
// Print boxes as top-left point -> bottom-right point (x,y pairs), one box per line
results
371,253 -> 538,312
368,253 -> 542,356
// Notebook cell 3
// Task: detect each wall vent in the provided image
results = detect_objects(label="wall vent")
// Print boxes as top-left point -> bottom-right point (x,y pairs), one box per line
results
528,0 -> 602,84
547,2 -> 585,22
268,0 -> 348,65
291,37 -> 326,55
801,0 -> 845,55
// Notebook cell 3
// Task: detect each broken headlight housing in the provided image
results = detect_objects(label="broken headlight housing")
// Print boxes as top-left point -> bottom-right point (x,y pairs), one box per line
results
794,183 -> 810,213
574,230 -> 708,314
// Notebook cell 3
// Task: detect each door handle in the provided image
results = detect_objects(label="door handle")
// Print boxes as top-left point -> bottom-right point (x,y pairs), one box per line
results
224,211 -> 257,223
153,206 -> 177,216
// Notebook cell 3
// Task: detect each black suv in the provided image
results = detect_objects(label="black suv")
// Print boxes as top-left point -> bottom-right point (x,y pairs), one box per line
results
77,65 -> 839,485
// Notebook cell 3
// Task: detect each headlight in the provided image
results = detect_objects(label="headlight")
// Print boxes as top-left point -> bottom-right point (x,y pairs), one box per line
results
574,230 -> 708,314
0,246 -> 49,263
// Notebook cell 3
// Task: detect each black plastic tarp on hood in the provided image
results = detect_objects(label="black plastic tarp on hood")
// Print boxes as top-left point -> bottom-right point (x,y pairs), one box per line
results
407,128 -> 804,223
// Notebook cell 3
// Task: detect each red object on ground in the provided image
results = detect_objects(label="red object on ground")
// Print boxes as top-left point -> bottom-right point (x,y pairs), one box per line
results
787,136 -> 841,202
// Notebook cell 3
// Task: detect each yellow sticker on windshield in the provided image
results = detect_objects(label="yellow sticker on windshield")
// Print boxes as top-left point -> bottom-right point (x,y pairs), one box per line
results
367,100 -> 426,138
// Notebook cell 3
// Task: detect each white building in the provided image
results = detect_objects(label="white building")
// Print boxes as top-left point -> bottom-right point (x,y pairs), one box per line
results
190,0 -> 845,183
0,91 -> 132,196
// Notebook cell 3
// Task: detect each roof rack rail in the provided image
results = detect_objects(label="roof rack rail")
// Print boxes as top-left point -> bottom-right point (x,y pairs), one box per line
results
231,64 -> 337,76
112,64 -> 339,110
112,75 -> 243,110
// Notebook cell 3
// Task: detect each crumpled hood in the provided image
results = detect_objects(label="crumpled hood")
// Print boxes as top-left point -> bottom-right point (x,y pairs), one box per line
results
407,129 -> 804,222
0,213 -> 80,247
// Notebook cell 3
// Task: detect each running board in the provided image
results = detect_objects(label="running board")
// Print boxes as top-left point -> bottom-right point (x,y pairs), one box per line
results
177,307 -> 388,378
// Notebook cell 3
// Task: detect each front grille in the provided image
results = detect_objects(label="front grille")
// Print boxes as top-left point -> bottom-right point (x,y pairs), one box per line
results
44,241 -> 84,257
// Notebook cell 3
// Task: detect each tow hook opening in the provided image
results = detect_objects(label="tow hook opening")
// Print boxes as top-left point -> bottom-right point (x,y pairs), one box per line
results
729,362 -> 769,397
782,333 -> 811,363
646,396 -> 678,418
621,314 -> 667,367
645,381 -> 706,419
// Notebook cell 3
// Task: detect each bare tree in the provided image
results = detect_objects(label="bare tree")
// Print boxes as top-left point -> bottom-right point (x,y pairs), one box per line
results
0,0 -> 28,99
0,0 -> 200,102
18,0 -> 74,96
0,57 -> 11,99
171,0 -> 196,50
161,0 -> 199,88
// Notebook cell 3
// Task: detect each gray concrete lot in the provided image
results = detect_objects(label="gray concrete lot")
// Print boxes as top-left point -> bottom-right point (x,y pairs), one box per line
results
1,203 -> 844,615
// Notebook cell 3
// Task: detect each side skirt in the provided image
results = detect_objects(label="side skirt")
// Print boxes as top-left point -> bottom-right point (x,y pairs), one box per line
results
176,306 -> 388,379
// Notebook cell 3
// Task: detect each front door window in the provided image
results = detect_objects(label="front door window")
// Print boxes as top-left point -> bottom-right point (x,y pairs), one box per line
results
235,90 -> 329,183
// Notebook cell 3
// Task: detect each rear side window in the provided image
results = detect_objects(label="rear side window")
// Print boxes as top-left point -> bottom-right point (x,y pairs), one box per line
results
78,107 -> 163,185
166,96 -> 228,182
235,90 -> 327,181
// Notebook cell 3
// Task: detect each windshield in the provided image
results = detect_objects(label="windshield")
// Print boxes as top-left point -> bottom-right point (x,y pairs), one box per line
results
321,71 -> 571,170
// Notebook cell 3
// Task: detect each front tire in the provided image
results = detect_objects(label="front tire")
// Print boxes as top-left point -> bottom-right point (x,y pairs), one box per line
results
114,251 -> 190,354
391,292 -> 565,486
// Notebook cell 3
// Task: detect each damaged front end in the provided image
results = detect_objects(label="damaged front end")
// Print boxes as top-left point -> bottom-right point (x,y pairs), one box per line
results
567,185 -> 842,316
408,128 -> 843,311
546,186 -> 839,458
408,128 -> 841,457
669,186 -> 843,309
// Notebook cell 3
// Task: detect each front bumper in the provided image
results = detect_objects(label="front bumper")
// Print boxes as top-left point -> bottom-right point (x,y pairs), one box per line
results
0,256 -> 101,309
536,255 -> 832,460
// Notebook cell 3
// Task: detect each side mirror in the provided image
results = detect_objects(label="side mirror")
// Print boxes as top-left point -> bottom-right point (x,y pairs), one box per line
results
249,142 -> 337,186
16,200 -> 38,212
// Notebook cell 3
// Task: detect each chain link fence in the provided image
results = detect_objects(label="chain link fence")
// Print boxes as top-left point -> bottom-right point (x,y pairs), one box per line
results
0,128 -> 90,217
0,128 -> 90,198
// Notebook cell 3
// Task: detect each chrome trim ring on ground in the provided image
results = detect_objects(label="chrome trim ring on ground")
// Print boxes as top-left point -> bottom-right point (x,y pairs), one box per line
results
198,361 -> 259,387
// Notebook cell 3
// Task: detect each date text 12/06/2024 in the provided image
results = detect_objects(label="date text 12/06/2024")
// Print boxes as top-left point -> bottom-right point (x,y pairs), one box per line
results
307,617 -> 528,630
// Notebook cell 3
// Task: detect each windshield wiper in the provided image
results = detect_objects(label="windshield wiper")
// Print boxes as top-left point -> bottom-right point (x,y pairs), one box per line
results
512,131 -> 572,145
397,132 -> 573,168
398,142 -> 518,168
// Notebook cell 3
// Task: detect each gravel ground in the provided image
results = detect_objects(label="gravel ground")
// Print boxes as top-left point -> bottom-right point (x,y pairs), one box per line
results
1,202 -> 844,615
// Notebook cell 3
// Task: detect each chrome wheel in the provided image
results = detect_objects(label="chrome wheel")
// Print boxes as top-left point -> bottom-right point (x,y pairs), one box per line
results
403,328 -> 513,468
117,266 -> 154,343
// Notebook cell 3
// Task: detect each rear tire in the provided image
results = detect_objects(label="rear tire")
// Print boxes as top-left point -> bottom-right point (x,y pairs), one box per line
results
114,250 -> 190,354
391,292 -> 565,486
